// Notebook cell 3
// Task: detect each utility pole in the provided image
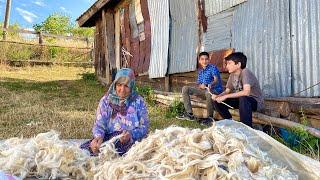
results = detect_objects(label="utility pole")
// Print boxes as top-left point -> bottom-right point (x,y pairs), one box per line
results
3,0 -> 12,40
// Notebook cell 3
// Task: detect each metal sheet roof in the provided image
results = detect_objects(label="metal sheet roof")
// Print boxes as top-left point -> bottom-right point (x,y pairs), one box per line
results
168,0 -> 199,74
147,0 -> 170,78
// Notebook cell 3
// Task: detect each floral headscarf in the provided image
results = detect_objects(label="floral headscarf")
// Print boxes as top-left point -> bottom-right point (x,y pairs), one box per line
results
107,68 -> 138,117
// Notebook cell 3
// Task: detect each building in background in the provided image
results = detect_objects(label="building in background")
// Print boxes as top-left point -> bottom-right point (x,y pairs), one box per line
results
77,0 -> 320,97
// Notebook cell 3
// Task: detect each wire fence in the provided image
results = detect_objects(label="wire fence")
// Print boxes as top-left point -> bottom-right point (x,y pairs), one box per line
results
0,27 -> 93,66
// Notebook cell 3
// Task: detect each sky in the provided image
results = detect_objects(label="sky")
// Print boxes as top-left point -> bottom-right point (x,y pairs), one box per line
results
0,0 -> 96,29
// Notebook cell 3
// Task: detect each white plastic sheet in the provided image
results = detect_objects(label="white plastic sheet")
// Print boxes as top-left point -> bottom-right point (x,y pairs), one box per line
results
216,120 -> 320,179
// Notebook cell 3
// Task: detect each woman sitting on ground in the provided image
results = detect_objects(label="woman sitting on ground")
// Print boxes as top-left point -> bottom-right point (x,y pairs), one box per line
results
81,68 -> 149,156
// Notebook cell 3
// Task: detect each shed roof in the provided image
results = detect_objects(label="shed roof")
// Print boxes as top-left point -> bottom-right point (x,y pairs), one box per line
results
77,0 -> 120,27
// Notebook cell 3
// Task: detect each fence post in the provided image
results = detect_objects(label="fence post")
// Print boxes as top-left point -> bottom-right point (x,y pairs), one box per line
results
38,31 -> 43,45
86,37 -> 90,48
3,0 -> 12,40
38,31 -> 44,61
2,29 -> 8,41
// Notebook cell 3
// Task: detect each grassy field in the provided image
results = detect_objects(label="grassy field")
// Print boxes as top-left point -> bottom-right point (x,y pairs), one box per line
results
0,65 -> 202,139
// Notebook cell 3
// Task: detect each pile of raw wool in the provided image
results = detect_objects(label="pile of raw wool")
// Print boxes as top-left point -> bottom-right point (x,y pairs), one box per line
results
0,131 -> 96,179
0,124 -> 298,179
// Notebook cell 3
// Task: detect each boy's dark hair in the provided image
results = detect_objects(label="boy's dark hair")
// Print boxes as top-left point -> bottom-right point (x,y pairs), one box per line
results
225,52 -> 247,69
198,51 -> 209,58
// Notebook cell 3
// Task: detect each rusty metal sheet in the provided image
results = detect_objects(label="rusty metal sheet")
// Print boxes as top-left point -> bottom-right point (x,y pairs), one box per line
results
199,0 -> 208,32
138,40 -> 146,74
140,0 -> 151,73
130,39 -> 140,75
129,2 -> 139,39
208,48 -> 234,73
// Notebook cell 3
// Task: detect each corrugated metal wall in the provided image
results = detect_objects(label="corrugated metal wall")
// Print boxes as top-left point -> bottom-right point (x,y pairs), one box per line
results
291,0 -> 320,97
232,0 -> 292,97
204,0 -> 247,17
203,9 -> 233,52
168,0 -> 198,74
147,0 -> 170,78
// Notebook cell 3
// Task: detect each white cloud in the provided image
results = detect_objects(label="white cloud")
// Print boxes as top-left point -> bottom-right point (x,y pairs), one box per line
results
33,0 -> 46,7
16,7 -> 38,23
60,6 -> 66,11
60,6 -> 71,14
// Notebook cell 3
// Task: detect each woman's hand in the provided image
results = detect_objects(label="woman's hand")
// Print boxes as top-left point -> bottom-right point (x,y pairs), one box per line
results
90,136 -> 103,154
120,131 -> 132,144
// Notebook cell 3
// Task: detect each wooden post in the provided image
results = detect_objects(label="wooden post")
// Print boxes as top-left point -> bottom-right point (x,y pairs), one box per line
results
86,37 -> 90,48
38,31 -> 43,45
102,9 -> 111,84
165,75 -> 170,92
3,0 -> 12,40
38,31 -> 44,61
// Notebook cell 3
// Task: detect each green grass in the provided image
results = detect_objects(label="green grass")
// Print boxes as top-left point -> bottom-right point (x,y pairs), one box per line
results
0,65 -> 202,139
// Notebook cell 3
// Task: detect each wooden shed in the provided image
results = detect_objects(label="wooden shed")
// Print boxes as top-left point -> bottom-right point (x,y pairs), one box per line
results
77,0 -> 231,91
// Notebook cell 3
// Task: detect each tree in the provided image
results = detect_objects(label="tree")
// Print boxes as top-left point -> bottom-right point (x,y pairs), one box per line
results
33,13 -> 94,37
33,13 -> 72,35
0,22 -> 21,38
71,25 -> 94,38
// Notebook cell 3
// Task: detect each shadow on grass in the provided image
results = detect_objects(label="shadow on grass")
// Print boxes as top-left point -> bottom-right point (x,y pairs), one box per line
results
0,77 -> 105,96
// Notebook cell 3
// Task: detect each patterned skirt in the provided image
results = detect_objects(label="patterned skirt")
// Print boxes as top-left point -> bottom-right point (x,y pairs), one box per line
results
80,131 -> 133,156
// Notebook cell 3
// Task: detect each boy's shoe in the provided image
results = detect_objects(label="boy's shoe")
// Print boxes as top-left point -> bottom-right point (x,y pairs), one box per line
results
176,112 -> 195,121
200,116 -> 214,126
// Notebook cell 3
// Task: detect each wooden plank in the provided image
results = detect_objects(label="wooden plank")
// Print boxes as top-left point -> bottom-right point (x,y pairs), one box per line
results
307,115 -> 320,128
140,0 -> 151,73
265,97 -> 320,115
77,0 -> 112,27
124,4 -> 132,67
264,100 -> 291,118
137,23 -> 145,41
129,2 -> 139,39
134,0 -> 144,24
94,19 -> 101,76
114,10 -> 121,70
165,75 -> 170,92
198,0 -> 207,32
130,39 -> 140,75
1,27 -> 87,41
105,11 -> 116,70
120,7 -> 126,68
102,9 -> 110,82
0,40 -> 91,50
138,40 -> 145,73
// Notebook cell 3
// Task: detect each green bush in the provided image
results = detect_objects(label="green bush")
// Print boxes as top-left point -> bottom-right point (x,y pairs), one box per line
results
135,85 -> 155,105
80,72 -> 96,81
289,110 -> 319,159
7,45 -> 33,60
165,99 -> 184,118
275,109 -> 320,160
